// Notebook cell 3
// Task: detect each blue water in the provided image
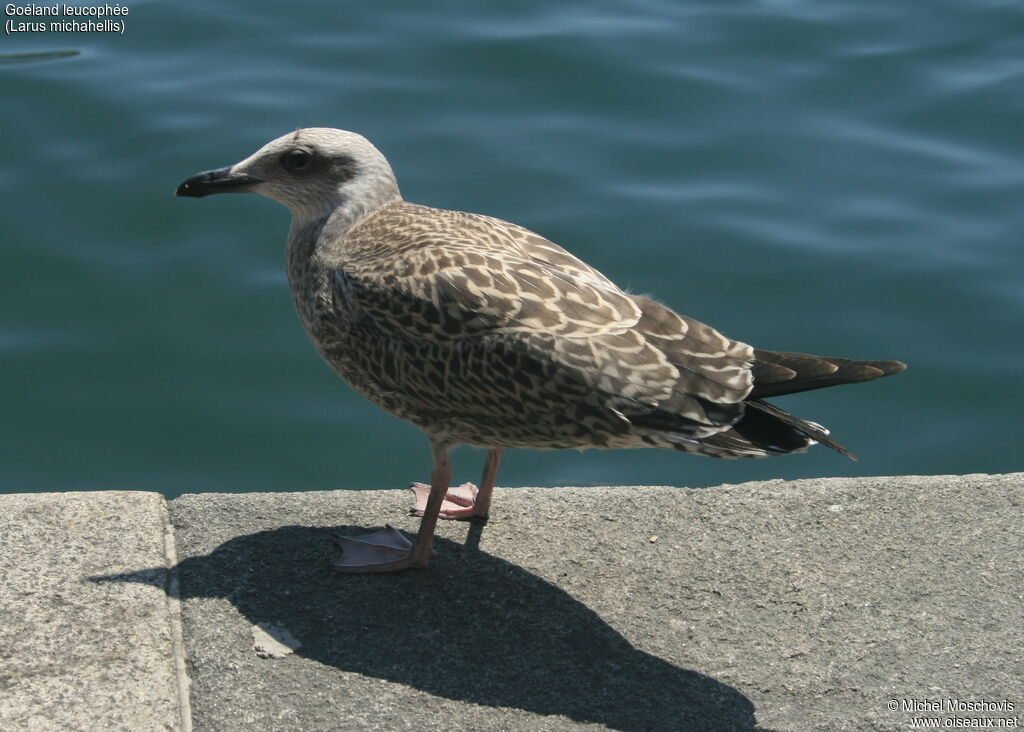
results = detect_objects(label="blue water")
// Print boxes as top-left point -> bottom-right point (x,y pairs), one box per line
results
2,1 -> 1022,498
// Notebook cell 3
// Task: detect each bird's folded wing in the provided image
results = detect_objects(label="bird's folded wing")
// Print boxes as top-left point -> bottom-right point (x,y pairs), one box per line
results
334,206 -> 754,427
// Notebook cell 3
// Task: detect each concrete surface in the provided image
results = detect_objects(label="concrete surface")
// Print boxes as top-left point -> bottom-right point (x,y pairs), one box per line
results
168,473 -> 1022,732
0,491 -> 187,732
2,474 -> 1021,731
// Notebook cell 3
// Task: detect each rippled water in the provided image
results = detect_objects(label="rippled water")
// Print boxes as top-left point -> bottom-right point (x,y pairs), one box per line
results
2,1 -> 1022,497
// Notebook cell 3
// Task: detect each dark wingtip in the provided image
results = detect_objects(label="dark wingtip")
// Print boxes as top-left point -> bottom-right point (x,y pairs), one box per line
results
859,360 -> 907,380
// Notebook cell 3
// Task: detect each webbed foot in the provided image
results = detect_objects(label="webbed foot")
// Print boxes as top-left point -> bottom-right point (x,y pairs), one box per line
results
409,481 -> 487,519
333,525 -> 432,573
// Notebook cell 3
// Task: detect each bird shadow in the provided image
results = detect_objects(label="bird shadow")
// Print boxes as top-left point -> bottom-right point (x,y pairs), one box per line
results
94,522 -> 767,731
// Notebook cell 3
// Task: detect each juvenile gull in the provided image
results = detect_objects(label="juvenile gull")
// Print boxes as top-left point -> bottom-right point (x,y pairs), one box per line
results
176,128 -> 906,573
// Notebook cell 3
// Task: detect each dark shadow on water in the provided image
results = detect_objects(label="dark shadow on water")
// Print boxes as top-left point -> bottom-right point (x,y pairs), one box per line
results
0,50 -> 79,67
95,524 -> 768,731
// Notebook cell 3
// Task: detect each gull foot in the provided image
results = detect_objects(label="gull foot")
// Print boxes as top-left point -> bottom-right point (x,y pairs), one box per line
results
333,525 -> 430,573
409,481 -> 487,519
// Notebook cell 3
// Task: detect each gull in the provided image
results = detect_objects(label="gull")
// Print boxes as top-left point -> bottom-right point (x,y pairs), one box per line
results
176,128 -> 905,573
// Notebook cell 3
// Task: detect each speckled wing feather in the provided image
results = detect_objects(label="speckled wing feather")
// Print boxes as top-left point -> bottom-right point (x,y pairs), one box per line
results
501,219 -> 755,405
331,202 -> 755,443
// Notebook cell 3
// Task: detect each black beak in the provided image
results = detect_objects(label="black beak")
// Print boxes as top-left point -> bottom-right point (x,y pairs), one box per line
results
175,167 -> 262,197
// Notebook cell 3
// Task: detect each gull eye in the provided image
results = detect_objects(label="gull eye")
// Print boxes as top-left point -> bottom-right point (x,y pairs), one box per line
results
281,149 -> 312,171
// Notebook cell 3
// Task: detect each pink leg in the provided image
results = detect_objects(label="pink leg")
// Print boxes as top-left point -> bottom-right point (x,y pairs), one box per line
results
473,446 -> 503,516
410,447 -> 504,520
333,442 -> 452,573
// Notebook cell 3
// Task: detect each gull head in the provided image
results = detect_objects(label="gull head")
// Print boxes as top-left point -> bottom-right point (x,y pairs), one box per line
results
176,128 -> 402,222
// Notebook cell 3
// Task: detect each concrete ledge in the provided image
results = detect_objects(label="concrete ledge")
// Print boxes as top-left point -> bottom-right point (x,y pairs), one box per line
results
169,473 -> 1022,731
0,491 -> 187,732
3,474 -> 1021,731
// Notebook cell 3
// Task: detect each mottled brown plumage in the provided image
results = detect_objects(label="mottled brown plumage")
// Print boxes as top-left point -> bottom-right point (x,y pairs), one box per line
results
177,128 -> 906,572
